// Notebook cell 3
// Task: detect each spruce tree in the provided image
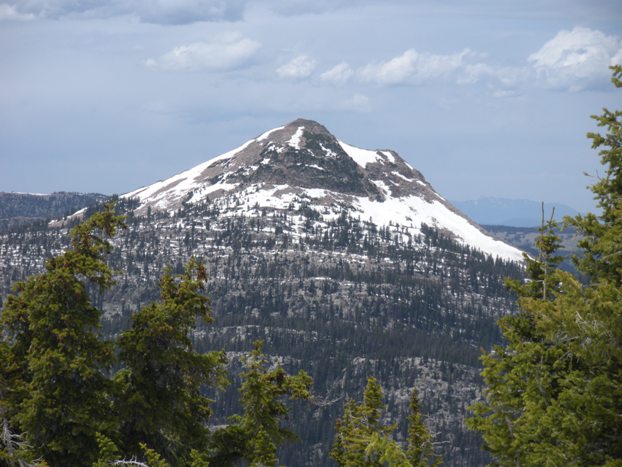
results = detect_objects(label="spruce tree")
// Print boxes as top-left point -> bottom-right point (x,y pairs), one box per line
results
331,378 -> 439,467
209,340 -> 312,466
0,204 -> 125,465
406,388 -> 441,467
115,257 -> 227,465
468,65 -> 622,465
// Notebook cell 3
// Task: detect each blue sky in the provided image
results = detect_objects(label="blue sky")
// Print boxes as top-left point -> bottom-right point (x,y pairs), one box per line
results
1,0 -> 621,211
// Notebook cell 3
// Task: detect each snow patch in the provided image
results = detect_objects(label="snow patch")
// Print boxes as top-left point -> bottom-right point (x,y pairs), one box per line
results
352,195 -> 523,262
338,141 -> 383,168
371,180 -> 391,195
382,151 -> 396,163
319,142 -> 338,158
393,171 -> 414,182
288,126 -> 305,149
257,126 -> 285,142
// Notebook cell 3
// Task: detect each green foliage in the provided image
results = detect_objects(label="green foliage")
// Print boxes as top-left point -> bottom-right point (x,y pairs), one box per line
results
568,64 -> 622,284
210,340 -> 312,466
0,204 -> 125,465
140,442 -> 171,467
365,432 -> 411,467
407,388 -> 441,467
468,66 -> 622,466
115,258 -> 227,465
506,211 -> 563,301
331,378 -> 439,467
93,432 -> 121,467
188,449 -> 211,467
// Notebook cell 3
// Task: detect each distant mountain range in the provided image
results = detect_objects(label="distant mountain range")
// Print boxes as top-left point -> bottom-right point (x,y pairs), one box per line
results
0,191 -> 108,232
452,198 -> 580,227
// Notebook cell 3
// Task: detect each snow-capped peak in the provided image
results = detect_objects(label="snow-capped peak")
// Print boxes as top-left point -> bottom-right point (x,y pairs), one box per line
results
121,118 -> 524,262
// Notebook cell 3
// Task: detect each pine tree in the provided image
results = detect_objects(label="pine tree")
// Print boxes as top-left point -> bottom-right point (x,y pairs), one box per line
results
115,257 -> 227,465
406,388 -> 441,467
210,340 -> 312,466
468,65 -> 622,465
0,204 -> 124,465
569,65 -> 622,284
331,378 -> 439,467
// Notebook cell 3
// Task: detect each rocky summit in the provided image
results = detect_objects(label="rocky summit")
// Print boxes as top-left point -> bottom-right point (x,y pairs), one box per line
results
1,119 -> 527,466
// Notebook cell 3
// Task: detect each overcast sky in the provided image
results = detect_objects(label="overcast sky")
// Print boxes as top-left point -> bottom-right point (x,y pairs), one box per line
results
1,0 -> 621,211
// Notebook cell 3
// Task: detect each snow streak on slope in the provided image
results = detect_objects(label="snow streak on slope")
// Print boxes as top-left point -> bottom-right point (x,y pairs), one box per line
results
123,139 -> 253,209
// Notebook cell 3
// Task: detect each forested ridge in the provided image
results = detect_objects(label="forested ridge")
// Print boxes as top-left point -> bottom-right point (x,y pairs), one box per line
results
1,193 -> 522,465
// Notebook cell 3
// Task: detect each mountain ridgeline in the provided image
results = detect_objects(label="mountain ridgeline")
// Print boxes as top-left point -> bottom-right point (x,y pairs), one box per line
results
0,191 -> 109,232
0,119 -> 526,465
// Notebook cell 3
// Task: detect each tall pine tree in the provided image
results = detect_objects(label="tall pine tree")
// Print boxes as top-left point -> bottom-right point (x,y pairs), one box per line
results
0,204 -> 125,465
468,65 -> 622,465
115,258 -> 227,465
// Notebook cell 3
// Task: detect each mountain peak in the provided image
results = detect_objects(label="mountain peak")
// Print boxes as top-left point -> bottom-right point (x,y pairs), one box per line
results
122,120 -> 524,262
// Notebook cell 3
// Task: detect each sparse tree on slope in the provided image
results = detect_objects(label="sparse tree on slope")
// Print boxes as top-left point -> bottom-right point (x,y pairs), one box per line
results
468,65 -> 622,466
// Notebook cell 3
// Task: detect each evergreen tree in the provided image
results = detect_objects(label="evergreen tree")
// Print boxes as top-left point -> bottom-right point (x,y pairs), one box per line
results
115,257 -> 227,465
468,66 -> 622,465
210,340 -> 312,466
569,65 -> 622,284
0,204 -> 124,465
406,388 -> 441,467
331,378 -> 439,466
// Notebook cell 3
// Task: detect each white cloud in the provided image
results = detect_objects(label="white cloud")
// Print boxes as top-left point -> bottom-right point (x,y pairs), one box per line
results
459,63 -> 528,88
276,55 -> 316,79
320,62 -> 353,85
144,33 -> 261,72
360,48 -> 471,85
0,3 -> 34,20
528,27 -> 622,91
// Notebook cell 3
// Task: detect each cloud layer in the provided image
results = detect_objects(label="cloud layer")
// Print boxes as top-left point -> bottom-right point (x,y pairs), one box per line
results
144,34 -> 261,71
0,3 -> 34,20
2,0 -> 247,24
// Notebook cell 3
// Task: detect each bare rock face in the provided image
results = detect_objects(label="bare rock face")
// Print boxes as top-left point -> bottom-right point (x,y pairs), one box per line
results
123,118 -> 523,262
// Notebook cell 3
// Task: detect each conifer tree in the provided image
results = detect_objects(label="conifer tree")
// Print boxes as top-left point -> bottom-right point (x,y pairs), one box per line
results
468,65 -> 622,465
210,340 -> 312,466
331,378 -> 439,467
115,257 -> 227,465
406,388 -> 441,467
0,204 -> 125,465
